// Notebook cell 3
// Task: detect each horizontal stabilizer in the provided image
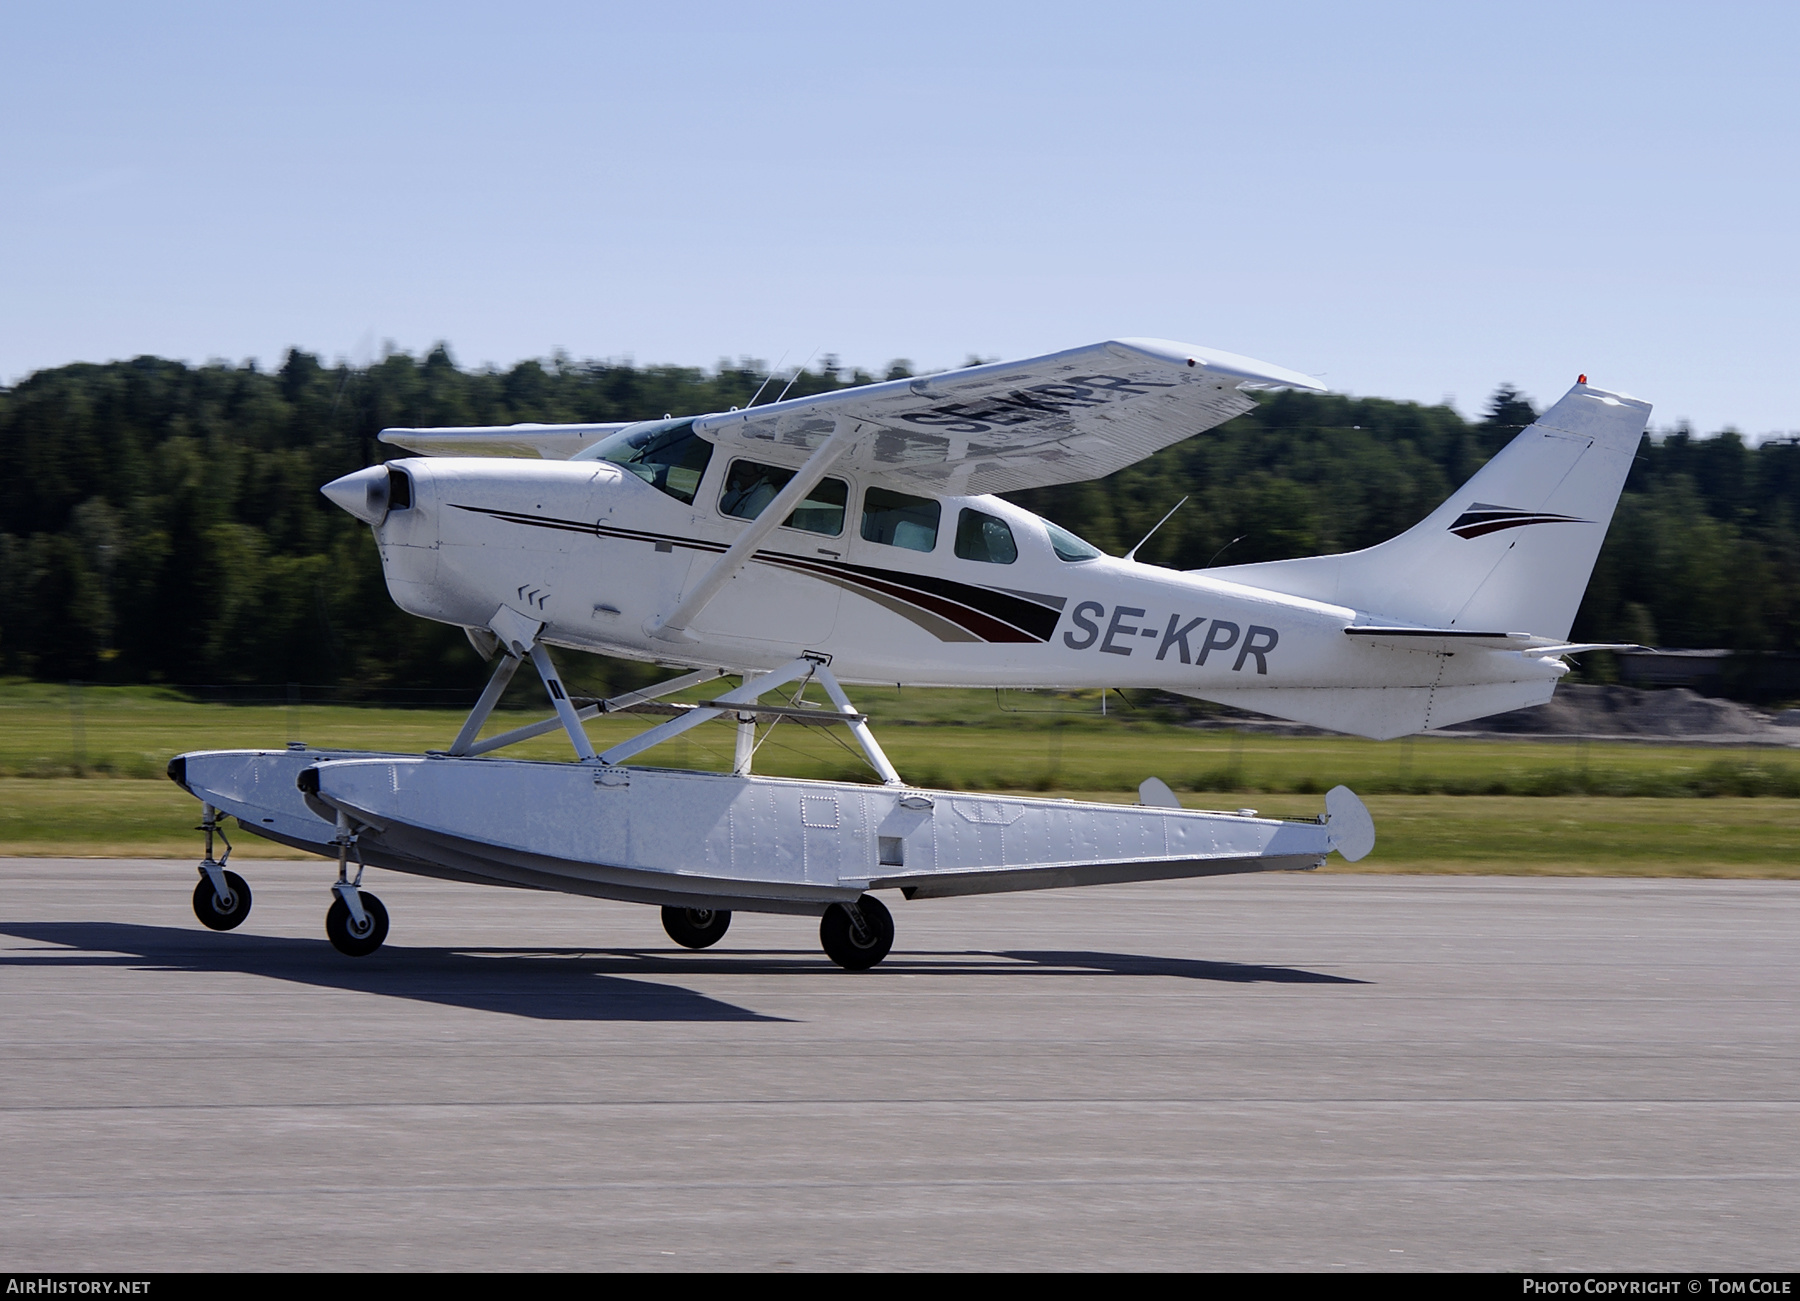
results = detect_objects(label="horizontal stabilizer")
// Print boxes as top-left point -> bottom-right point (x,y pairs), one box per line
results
1345,626 -> 1540,653
1529,642 -> 1644,657
1344,627 -> 1642,657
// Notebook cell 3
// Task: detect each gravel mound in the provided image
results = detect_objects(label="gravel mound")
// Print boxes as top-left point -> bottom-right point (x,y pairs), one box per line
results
1452,684 -> 1785,741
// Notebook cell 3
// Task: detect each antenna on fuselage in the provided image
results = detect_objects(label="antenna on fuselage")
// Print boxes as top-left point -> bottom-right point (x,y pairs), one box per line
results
1204,534 -> 1247,567
744,350 -> 790,408
1123,496 -> 1189,563
771,348 -> 821,406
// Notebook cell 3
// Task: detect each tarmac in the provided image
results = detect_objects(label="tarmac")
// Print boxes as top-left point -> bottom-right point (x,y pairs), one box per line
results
2,857 -> 1797,1272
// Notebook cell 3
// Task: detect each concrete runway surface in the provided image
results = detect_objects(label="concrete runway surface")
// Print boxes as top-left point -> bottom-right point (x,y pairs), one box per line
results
2,857 -> 1796,1272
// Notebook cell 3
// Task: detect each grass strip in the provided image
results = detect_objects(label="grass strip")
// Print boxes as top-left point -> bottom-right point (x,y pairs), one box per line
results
3,682 -> 1797,797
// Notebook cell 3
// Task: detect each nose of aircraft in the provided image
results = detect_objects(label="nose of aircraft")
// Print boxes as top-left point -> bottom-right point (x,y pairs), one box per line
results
321,465 -> 395,525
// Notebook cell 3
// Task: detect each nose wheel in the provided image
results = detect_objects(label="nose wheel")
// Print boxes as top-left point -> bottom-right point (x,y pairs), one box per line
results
190,805 -> 251,931
820,894 -> 894,970
326,890 -> 390,957
193,869 -> 252,931
662,906 -> 732,949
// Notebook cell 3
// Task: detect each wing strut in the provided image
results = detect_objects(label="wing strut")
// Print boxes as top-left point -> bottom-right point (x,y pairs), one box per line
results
647,416 -> 867,643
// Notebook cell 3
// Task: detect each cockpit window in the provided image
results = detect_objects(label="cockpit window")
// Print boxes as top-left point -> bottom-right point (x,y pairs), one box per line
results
861,487 -> 940,552
954,508 -> 1017,564
719,459 -> 848,536
1044,518 -> 1102,562
575,418 -> 712,504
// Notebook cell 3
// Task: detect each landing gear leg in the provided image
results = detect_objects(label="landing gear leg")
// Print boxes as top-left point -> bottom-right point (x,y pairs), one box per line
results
192,804 -> 252,931
820,894 -> 894,970
325,811 -> 388,957
662,906 -> 732,949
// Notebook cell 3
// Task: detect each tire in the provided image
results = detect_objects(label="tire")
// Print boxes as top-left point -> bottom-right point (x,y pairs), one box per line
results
193,870 -> 252,931
661,906 -> 732,950
325,891 -> 390,957
819,894 -> 894,970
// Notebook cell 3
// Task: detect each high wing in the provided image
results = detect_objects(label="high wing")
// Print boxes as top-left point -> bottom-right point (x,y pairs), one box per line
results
375,338 -> 1323,495
691,337 -> 1322,496
380,423 -> 632,459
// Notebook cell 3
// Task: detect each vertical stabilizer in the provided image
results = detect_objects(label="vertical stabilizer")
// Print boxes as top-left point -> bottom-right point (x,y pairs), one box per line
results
1205,382 -> 1651,639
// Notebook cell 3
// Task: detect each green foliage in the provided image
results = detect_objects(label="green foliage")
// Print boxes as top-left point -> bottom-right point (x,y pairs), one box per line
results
1011,389 -> 1800,664
1572,430 -> 1800,658
0,348 -> 883,690
1011,390 -> 1479,566
1,349 -> 1795,693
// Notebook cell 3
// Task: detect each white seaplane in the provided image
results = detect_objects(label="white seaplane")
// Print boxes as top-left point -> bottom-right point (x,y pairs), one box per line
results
168,338 -> 1649,967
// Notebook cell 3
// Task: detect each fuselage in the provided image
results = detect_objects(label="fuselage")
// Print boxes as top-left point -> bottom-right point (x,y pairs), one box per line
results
361,449 -> 1564,706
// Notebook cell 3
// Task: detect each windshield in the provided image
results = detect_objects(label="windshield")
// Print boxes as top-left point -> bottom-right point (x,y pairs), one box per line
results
1043,518 -> 1102,562
573,418 -> 713,504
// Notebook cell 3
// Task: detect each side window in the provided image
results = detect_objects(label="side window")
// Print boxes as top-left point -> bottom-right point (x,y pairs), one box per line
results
1044,518 -> 1102,562
861,487 -> 941,553
584,418 -> 713,505
954,508 -> 1017,564
718,459 -> 847,536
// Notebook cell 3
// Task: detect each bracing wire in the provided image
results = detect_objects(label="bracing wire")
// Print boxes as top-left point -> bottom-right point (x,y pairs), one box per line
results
771,348 -> 820,406
744,350 -> 789,408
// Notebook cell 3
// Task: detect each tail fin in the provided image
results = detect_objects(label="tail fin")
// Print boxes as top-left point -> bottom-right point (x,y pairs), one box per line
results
1206,381 -> 1651,639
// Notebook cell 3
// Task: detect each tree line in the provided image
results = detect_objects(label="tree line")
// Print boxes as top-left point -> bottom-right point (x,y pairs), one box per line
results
1,347 -> 1794,697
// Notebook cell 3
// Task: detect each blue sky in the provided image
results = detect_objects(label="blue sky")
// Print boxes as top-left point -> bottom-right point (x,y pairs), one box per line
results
4,1 -> 1795,436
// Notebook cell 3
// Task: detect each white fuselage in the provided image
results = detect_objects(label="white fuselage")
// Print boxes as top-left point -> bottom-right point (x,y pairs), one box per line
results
369,454 -> 1565,711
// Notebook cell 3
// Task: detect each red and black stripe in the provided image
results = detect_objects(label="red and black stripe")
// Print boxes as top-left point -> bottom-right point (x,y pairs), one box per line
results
449,503 -> 1065,643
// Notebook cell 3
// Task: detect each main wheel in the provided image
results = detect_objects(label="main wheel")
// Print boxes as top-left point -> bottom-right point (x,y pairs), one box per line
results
193,870 -> 252,931
325,891 -> 390,957
819,894 -> 894,970
662,906 -> 732,949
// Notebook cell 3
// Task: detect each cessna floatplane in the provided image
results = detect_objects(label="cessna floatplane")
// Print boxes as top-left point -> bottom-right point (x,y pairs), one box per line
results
168,338 -> 1650,967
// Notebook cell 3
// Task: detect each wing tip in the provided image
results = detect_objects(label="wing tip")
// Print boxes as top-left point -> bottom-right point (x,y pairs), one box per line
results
1110,337 -> 1327,392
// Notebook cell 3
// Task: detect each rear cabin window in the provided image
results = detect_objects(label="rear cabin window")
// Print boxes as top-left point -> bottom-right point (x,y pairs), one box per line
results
580,418 -> 713,505
861,487 -> 941,553
954,508 -> 1017,564
718,460 -> 848,536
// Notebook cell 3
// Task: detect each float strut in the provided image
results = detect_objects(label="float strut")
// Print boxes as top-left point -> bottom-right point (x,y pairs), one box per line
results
528,644 -> 599,762
732,673 -> 761,776
448,651 -> 523,755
